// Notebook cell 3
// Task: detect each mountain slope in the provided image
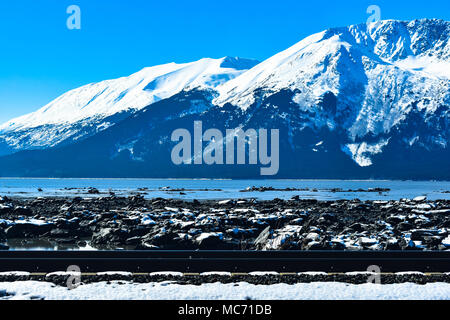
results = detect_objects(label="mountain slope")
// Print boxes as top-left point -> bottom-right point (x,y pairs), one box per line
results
0,87 -> 447,179
0,19 -> 448,179
0,57 -> 259,155
213,19 -> 450,167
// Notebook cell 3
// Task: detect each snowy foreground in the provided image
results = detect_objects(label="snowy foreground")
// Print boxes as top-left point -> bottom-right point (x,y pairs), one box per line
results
1,281 -> 450,300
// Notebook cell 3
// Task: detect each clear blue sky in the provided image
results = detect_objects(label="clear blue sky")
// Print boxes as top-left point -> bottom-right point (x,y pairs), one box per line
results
0,0 -> 449,123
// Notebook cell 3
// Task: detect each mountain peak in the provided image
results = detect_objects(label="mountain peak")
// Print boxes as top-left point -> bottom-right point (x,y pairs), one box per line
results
215,19 -> 450,109
0,19 -> 448,175
0,56 -> 256,133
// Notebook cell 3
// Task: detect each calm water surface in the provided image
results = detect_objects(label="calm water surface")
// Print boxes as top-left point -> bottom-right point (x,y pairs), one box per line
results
0,178 -> 449,201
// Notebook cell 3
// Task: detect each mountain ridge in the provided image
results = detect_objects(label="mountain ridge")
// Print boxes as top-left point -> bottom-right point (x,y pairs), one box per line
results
0,19 -> 448,179
0,56 -> 259,154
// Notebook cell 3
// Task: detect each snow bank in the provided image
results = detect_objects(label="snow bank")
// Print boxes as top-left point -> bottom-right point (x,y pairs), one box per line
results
1,281 -> 449,300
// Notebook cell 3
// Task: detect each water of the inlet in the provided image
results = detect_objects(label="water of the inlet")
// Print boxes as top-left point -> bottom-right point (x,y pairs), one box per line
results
0,178 -> 449,201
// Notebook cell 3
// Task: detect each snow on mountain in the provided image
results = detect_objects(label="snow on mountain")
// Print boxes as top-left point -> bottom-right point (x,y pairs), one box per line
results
217,19 -> 449,109
2,57 -> 257,131
0,19 -> 448,177
215,19 -> 450,166
0,56 -> 258,152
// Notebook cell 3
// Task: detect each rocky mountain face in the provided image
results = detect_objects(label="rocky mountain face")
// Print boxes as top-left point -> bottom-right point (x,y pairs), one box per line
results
0,19 -> 448,179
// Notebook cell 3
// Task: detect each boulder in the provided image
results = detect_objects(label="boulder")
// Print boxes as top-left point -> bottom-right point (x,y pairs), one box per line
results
410,230 -> 437,241
195,233 -> 224,249
13,207 -> 33,217
88,188 -> 100,194
302,241 -> 323,250
91,228 -> 131,246
320,213 -> 337,222
348,223 -> 364,232
397,222 -> 413,231
5,223 -> 54,238
384,240 -> 401,250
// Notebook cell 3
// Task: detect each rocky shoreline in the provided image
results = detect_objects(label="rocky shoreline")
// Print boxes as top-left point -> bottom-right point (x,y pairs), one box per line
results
1,271 -> 449,285
0,195 -> 449,251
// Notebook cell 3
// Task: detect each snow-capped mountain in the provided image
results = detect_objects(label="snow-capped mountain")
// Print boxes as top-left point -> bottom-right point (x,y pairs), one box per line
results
217,19 -> 450,109
0,56 -> 259,154
0,19 -> 448,179
215,19 -> 450,166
